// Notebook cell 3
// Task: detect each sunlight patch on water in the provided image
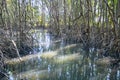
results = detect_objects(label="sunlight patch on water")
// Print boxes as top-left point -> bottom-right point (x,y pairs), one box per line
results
11,68 -> 62,80
95,57 -> 111,66
5,44 -> 77,65
5,51 -> 57,65
61,44 -> 77,50
41,51 -> 58,59
54,53 -> 82,64
15,69 -> 49,80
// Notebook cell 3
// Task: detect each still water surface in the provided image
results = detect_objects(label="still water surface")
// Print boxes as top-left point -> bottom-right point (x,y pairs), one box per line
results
4,30 -> 120,80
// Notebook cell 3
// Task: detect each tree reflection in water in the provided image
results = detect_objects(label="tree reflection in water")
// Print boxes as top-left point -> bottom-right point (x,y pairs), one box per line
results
3,30 -> 120,80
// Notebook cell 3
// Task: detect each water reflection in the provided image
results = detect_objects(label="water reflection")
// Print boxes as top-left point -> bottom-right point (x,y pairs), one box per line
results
32,30 -> 51,53
4,29 -> 120,80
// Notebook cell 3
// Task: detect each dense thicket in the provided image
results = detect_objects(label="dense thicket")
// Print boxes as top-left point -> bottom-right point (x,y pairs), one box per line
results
0,0 -> 120,77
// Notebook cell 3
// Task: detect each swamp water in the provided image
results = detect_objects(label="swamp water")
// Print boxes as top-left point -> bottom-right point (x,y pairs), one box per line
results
3,30 -> 120,80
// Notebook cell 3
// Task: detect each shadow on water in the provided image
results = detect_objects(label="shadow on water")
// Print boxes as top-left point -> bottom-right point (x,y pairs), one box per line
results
3,29 -> 120,80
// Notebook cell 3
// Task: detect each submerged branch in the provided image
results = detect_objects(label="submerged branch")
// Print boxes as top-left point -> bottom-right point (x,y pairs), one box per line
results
11,40 -> 22,61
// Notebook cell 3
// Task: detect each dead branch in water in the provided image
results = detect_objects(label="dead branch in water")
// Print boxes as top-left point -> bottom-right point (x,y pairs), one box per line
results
11,40 -> 22,61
